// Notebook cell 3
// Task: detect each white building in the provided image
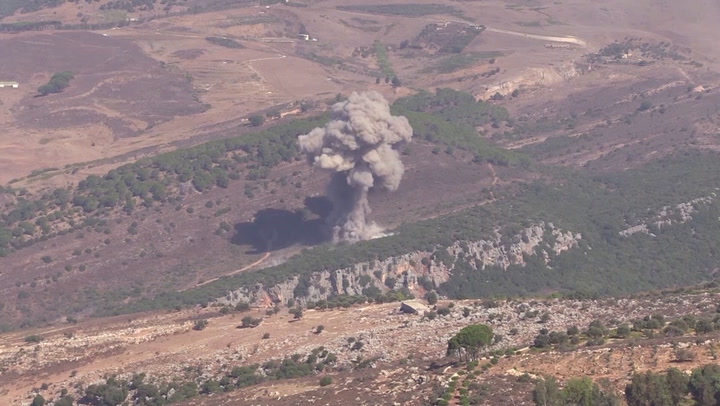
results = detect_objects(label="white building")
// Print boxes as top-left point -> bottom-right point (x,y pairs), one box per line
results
0,81 -> 19,88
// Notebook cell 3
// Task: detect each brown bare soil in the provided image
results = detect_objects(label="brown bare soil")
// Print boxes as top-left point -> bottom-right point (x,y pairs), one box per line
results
0,31 -> 206,184
3,289 -> 719,405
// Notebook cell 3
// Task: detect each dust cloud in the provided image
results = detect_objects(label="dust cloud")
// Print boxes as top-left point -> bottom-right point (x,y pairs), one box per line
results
298,91 -> 413,243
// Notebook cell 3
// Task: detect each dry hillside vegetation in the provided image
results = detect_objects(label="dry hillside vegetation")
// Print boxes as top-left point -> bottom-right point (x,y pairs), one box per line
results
3,288 -> 720,405
0,0 -> 720,404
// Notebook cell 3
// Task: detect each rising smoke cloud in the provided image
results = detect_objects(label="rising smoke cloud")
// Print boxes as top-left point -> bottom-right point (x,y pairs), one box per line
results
298,91 -> 413,243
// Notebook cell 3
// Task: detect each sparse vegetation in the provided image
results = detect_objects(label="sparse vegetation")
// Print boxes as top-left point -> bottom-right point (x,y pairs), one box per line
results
192,319 -> 208,331
240,316 -> 262,328
421,52 -> 503,74
24,335 -> 44,343
373,41 -> 395,78
337,4 -> 462,17
205,36 -> 244,49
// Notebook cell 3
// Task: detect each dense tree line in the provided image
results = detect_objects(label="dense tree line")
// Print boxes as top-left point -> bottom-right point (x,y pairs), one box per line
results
63,348 -> 337,405
533,376 -> 619,406
440,151 -> 720,299
0,0 -> 63,16
0,20 -> 61,31
624,364 -> 720,406
0,88 -> 522,258
392,88 -> 526,166
99,0 -> 159,12
106,149 -> 720,315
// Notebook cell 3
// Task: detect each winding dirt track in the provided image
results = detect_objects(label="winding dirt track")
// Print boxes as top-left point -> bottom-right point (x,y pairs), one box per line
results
484,27 -> 587,47
325,6 -> 589,47
194,251 -> 271,288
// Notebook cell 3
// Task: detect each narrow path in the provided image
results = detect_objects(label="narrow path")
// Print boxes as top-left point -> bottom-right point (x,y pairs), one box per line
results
484,27 -> 587,47
194,252 -> 271,288
242,54 -> 286,92
325,7 -> 588,47
488,163 -> 498,186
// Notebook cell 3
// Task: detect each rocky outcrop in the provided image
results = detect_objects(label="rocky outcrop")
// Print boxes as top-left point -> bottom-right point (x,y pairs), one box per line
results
447,222 -> 580,270
480,63 -> 585,100
217,222 -> 581,308
619,193 -> 716,237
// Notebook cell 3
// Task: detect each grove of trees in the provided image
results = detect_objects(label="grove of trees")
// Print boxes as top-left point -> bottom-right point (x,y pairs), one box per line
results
37,71 -> 74,96
446,324 -> 493,362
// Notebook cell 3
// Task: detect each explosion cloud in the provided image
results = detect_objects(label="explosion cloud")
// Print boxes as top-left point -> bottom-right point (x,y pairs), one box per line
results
298,91 -> 413,243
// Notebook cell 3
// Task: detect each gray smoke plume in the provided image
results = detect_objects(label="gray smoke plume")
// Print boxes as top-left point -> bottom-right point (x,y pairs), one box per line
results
298,91 -> 413,243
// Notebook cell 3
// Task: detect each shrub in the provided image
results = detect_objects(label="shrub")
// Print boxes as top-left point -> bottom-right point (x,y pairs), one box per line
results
319,376 -> 333,386
192,320 -> 208,331
616,325 -> 631,338
41,255 -> 52,263
262,333 -> 270,339
676,348 -> 695,362
24,335 -> 44,343
241,316 -> 262,328
249,115 -> 265,127
30,395 -> 45,406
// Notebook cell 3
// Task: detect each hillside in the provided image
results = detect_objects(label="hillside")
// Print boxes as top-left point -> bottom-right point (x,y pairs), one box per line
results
2,0 -> 720,404
4,286 -> 720,405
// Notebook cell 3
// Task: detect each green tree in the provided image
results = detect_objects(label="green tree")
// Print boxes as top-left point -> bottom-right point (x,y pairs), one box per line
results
625,371 -> 673,406
447,324 -> 493,362
241,316 -> 262,328
192,320 -> 208,331
666,368 -> 689,405
689,364 -> 720,406
695,319 -> 714,334
249,114 -> 265,127
30,395 -> 45,406
83,379 -> 129,406
290,308 -> 303,320
533,376 -> 563,406
201,380 -> 222,394
425,291 -> 438,305
38,71 -> 74,96
54,396 -> 74,406
563,377 -> 597,406
616,325 -> 631,338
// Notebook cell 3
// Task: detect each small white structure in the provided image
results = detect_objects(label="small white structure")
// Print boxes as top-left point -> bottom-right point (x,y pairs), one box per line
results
0,81 -> 19,88
399,300 -> 431,315
298,34 -> 309,41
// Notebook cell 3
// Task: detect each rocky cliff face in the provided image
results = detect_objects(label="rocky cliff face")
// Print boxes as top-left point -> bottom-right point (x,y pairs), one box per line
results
619,193 -> 716,237
480,62 -> 585,100
217,222 -> 581,308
